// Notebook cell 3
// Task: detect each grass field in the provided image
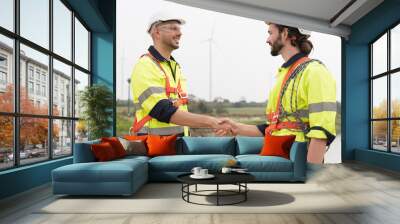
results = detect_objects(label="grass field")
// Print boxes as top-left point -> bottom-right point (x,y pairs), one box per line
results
224,107 -> 265,116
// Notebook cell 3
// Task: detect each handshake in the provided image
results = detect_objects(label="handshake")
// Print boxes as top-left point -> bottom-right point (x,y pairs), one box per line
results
211,118 -> 239,136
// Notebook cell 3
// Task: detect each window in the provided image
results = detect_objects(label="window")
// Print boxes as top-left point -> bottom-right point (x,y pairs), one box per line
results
0,71 -> 6,85
35,70 -> 41,81
74,69 -> 89,118
20,0 -> 49,49
0,116 -> 13,170
75,18 -> 89,69
28,67 -> 34,80
0,53 -> 7,90
41,73 -> 46,83
20,117 -> 49,165
53,0 -> 72,60
0,54 -> 7,67
0,0 -> 91,170
28,81 -> 34,94
0,35 -> 13,113
53,59 -> 71,116
36,83 -> 40,95
42,85 -> 46,97
371,23 -> 400,153
53,120 -> 72,158
0,0 -> 14,31
55,75 -> 58,82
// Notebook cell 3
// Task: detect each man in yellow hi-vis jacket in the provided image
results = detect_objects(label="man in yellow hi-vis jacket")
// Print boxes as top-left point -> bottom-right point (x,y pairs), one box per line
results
130,11 -> 230,136
218,23 -> 337,164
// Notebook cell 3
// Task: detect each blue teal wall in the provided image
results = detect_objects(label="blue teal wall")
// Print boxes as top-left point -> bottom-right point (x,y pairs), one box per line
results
91,32 -> 115,135
0,0 -> 116,200
0,158 -> 72,199
343,0 -> 400,171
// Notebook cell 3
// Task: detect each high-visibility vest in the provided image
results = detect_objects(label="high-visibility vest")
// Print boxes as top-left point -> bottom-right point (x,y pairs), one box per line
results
265,57 -> 337,142
130,52 -> 189,136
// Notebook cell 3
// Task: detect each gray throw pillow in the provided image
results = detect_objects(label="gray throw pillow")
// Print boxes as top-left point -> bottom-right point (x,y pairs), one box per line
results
118,137 -> 147,156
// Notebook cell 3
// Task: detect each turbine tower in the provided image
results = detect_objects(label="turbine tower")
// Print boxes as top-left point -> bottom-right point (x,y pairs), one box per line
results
202,20 -> 216,101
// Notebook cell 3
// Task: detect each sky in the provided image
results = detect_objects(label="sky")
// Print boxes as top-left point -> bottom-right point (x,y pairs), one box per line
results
116,0 -> 342,102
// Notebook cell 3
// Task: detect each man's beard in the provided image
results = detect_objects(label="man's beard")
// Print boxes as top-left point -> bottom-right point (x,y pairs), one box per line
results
270,38 -> 284,56
166,39 -> 179,50
161,38 -> 180,51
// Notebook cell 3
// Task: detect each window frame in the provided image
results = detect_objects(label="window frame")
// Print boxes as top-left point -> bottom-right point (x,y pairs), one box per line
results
0,0 -> 92,171
370,21 -> 400,154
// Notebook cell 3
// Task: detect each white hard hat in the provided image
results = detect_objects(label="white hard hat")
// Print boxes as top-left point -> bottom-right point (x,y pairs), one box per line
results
298,28 -> 311,36
147,11 -> 186,33
265,22 -> 311,36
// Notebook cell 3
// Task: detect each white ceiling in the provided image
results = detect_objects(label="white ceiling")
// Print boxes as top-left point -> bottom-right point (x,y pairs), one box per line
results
165,0 -> 384,38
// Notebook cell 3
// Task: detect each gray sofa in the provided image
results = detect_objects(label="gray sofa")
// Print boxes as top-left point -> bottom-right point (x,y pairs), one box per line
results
52,136 -> 307,196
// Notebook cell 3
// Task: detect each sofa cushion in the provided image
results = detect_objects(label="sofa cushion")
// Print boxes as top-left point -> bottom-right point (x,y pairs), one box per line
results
115,155 -> 150,164
52,159 -> 147,183
73,139 -> 100,163
236,137 -> 263,155
178,137 -> 235,155
148,154 -> 235,172
236,155 -> 293,172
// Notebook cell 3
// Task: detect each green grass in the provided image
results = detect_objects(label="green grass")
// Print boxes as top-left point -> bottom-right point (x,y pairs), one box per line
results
224,107 -> 265,116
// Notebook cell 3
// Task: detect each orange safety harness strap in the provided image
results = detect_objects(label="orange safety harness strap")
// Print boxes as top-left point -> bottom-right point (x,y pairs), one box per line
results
265,57 -> 310,134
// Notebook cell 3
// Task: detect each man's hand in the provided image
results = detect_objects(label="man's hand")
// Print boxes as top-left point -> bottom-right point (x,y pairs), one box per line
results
214,118 -> 238,136
307,138 -> 328,164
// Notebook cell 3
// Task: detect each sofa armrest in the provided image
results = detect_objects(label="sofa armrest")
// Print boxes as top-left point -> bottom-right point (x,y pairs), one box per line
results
73,140 -> 100,163
289,142 -> 308,181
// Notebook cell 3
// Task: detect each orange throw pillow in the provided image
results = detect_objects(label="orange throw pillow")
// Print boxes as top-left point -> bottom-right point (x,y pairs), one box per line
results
146,134 -> 177,157
91,142 -> 117,161
101,137 -> 127,158
259,132 -> 296,159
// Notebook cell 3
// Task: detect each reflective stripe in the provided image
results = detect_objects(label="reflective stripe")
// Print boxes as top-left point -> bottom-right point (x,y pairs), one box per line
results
137,126 -> 184,135
284,109 -> 309,119
283,103 -> 337,119
137,86 -> 165,107
308,102 -> 337,113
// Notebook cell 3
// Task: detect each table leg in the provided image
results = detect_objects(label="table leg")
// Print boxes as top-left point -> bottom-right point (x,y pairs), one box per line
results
217,184 -> 219,206
245,183 -> 247,201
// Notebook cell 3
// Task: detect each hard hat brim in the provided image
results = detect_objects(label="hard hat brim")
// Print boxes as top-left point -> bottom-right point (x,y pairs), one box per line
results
147,19 -> 185,33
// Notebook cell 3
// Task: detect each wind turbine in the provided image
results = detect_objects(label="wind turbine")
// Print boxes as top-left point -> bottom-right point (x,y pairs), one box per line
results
201,19 -> 217,102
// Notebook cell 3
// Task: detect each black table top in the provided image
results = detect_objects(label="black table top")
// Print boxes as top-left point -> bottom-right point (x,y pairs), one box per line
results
177,172 -> 255,185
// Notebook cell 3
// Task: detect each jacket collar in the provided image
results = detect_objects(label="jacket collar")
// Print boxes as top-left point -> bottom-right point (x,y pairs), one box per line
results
281,52 -> 306,68
148,45 -> 177,62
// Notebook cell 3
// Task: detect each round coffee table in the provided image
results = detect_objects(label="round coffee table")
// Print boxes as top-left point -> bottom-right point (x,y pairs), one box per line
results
177,172 -> 255,206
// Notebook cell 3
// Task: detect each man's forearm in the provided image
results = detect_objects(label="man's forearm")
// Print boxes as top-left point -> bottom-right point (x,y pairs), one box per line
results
236,123 -> 264,137
169,110 -> 218,128
307,138 -> 327,164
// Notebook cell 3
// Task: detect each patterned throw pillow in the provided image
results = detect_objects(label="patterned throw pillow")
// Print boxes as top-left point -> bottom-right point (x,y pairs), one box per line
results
118,137 -> 147,156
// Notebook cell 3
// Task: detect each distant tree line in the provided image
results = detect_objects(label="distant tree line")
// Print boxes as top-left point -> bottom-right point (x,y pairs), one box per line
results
117,95 -> 266,116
